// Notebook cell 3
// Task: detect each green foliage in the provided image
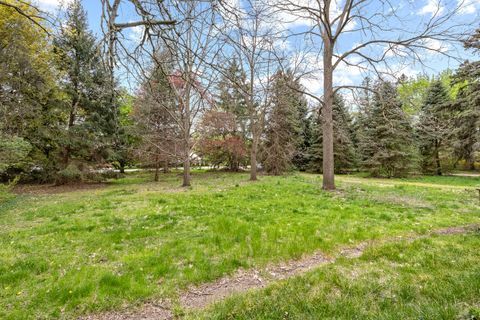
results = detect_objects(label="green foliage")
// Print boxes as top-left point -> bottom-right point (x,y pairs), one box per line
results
262,70 -> 305,175
309,94 -> 356,173
398,71 -> 461,116
109,91 -> 138,173
292,87 -> 312,171
55,163 -> 82,185
416,80 -> 452,175
53,0 -> 115,169
448,28 -> 480,170
0,0 -> 63,181
0,136 -> 32,174
0,176 -> 19,203
217,59 -> 249,137
359,81 -> 417,177
398,74 -> 431,115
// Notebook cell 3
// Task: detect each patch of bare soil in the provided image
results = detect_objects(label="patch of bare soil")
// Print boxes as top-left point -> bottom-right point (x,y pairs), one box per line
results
81,301 -> 173,320
13,183 -> 107,195
81,224 -> 479,320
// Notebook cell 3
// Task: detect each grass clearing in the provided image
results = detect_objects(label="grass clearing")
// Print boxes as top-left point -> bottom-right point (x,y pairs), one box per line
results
193,233 -> 480,319
0,171 -> 479,319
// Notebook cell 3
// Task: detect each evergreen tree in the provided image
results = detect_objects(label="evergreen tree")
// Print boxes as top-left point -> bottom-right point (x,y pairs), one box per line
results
291,82 -> 311,171
53,0 -> 113,169
416,80 -> 451,175
359,81 -> 416,177
262,70 -> 302,175
308,93 -> 356,173
352,77 -> 373,154
449,27 -> 480,170
217,59 -> 249,138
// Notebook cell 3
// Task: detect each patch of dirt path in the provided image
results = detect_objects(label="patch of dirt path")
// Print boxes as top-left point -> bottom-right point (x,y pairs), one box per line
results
81,224 -> 479,320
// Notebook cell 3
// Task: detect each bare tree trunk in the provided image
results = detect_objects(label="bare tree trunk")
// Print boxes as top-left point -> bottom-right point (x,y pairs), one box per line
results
119,161 -> 125,174
250,128 -> 258,181
163,161 -> 169,173
154,160 -> 159,182
183,155 -> 191,186
322,40 -> 335,190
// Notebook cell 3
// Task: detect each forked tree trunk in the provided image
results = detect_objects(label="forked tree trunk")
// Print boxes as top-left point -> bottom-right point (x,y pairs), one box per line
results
322,40 -> 335,190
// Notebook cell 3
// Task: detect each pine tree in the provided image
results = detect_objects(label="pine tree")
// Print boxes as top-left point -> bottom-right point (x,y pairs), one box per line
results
360,81 -> 416,177
262,70 -> 302,175
217,59 -> 249,138
449,28 -> 480,170
416,80 -> 451,175
352,77 -> 373,155
53,0 -> 113,168
308,93 -> 356,173
291,82 -> 311,171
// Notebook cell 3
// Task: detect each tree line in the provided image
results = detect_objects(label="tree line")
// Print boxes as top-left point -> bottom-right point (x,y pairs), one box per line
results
0,0 -> 479,186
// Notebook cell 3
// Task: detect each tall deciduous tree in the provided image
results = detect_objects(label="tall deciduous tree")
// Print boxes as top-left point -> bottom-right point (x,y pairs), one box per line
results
309,94 -> 356,173
275,0 -> 468,189
218,0 -> 279,181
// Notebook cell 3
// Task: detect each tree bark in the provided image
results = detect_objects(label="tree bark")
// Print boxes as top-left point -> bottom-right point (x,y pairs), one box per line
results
322,39 -> 335,190
250,129 -> 258,181
163,161 -> 169,173
154,156 -> 159,182
183,155 -> 191,186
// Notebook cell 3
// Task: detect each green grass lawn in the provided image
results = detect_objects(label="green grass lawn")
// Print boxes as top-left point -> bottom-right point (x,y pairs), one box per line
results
0,171 -> 479,319
193,233 -> 480,320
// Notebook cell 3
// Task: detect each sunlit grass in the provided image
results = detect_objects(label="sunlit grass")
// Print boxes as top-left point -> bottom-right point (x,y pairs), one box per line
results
0,172 -> 479,319
194,233 -> 480,319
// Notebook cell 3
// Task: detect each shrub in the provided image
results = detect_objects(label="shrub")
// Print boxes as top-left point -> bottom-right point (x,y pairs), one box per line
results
0,176 -> 19,203
55,164 -> 82,185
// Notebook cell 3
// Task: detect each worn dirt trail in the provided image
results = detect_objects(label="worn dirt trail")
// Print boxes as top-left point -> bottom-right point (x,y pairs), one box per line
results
82,224 -> 479,320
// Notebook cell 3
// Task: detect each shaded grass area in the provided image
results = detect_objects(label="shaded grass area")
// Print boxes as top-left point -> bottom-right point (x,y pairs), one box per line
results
194,233 -> 480,320
0,172 -> 479,319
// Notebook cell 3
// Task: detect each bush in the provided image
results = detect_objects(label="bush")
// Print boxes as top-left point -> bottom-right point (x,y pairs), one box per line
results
0,136 -> 32,175
55,164 -> 82,185
0,176 -> 19,203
